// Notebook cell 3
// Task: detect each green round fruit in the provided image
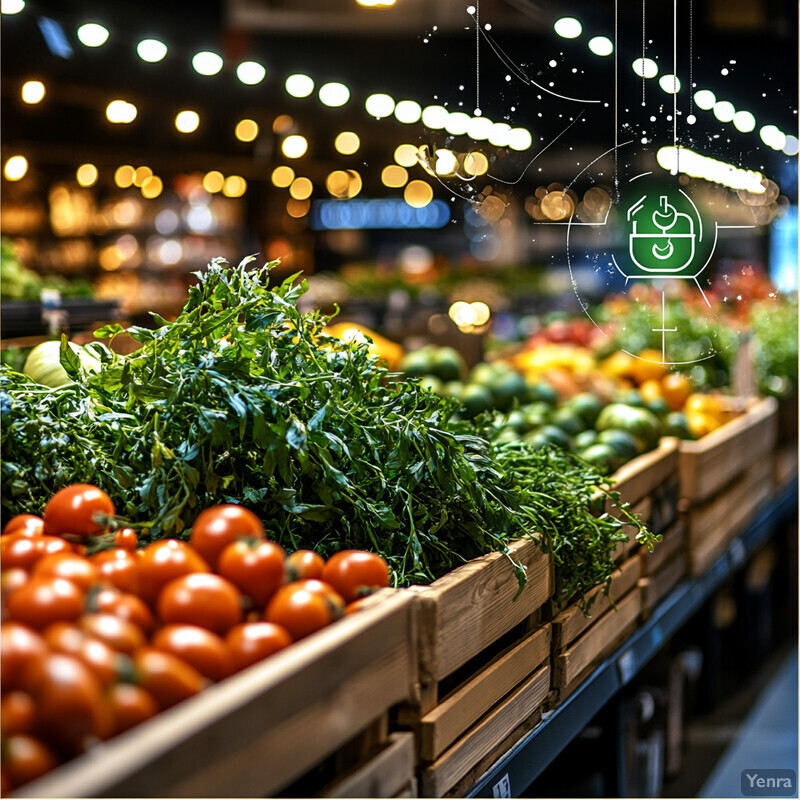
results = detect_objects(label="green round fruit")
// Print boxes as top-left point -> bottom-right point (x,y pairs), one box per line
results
550,407 -> 588,436
566,393 -> 604,427
488,371 -> 528,412
574,429 -> 599,450
663,411 -> 692,439
524,424 -> 573,451
399,348 -> 433,378
419,375 -> 443,394
504,409 -> 528,434
646,397 -> 671,419
493,428 -> 521,445
460,384 -> 493,419
432,347 -> 466,382
595,403 -> 661,452
618,389 -> 647,408
596,429 -> 641,460
521,402 -> 551,431
442,381 -> 464,398
527,380 -> 559,406
579,443 -> 621,474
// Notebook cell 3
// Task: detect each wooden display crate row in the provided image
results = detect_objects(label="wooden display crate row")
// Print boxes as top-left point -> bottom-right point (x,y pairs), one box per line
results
685,457 -> 775,577
607,437 -> 680,511
640,519 -> 686,577
418,664 -> 551,798
18,591 -> 417,799
308,733 -> 416,799
679,396 -> 777,504
639,553 -> 687,620
551,588 -> 642,703
550,556 -> 641,651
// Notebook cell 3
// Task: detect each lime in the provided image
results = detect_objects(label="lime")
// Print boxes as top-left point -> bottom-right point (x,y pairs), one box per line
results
662,411 -> 692,439
618,389 -> 647,408
574,429 -> 599,450
493,428 -> 521,445
460,384 -> 493,419
596,403 -> 661,452
524,424 -> 573,451
550,407 -> 588,436
522,402 -> 551,431
419,375 -> 443,394
527,380 -> 559,406
504,409 -> 528,433
488,371 -> 528,412
579,443 -> 621,474
566,393 -> 604,427
597,428 -> 641,460
441,381 -> 464,398
432,347 -> 466,382
646,397 -> 671,419
399,348 -> 433,378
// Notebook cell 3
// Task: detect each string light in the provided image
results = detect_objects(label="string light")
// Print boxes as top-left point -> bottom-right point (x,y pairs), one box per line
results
76,163 -> 98,187
234,119 -> 259,142
394,144 -> 419,167
404,180 -> 433,208
76,22 -> 109,47
4,155 -> 28,181
106,100 -> 137,123
285,74 -> 314,98
365,93 -> 395,118
289,177 -> 313,200
588,36 -> 613,56
137,38 -> 167,62
202,170 -> 224,193
175,110 -> 200,133
394,100 -> 422,124
114,165 -> 134,188
1,0 -> 26,14
222,175 -> 247,197
319,82 -> 350,107
334,131 -> 360,155
282,134 -> 308,158
21,80 -> 45,104
192,51 -> 223,76
554,17 -> 582,38
271,165 -> 295,187
141,175 -> 163,199
236,61 -> 266,85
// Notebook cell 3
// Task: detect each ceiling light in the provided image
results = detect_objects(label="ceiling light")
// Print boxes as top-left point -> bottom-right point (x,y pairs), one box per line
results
632,58 -> 658,78
554,17 -> 582,38
713,100 -> 735,122
285,74 -> 314,98
659,74 -> 681,94
236,61 -> 266,85
106,100 -> 137,123
76,22 -> 108,47
4,155 -> 28,181
693,89 -> 716,110
733,110 -> 756,133
76,163 -> 98,187
319,82 -> 350,107
21,80 -> 45,104
175,110 -> 200,133
282,134 -> 308,158
192,51 -> 223,76
137,38 -> 167,62
588,36 -> 613,56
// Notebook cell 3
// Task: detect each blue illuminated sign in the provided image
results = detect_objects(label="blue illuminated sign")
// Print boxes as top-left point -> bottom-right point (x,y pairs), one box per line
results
310,198 -> 450,230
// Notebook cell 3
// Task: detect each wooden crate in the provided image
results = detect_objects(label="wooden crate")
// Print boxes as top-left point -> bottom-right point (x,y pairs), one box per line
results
640,519 -> 686,577
639,553 -> 687,618
18,591 -> 417,799
409,537 -> 552,687
408,624 -> 551,764
774,443 -> 799,493
679,396 -> 777,504
608,439 -> 681,561
685,457 -> 775,576
418,663 -> 551,798
552,587 -> 642,700
550,556 -> 642,651
315,733 -> 416,799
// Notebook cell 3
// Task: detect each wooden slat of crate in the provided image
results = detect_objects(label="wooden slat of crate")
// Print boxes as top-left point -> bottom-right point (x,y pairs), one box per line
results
608,438 -> 680,510
18,591 -> 417,799
553,589 -> 641,689
639,554 -> 687,617
419,665 -> 550,798
640,519 -> 686,576
612,495 -> 652,561
418,625 -> 550,762
688,460 -> 774,576
319,733 -> 415,798
394,778 -> 419,798
679,397 -> 777,504
411,538 -> 552,684
551,556 -> 641,651
774,444 -> 799,492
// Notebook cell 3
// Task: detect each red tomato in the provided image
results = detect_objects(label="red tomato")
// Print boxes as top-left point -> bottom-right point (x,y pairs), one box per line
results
264,580 -> 344,641
151,624 -> 233,682
0,691 -> 37,736
3,515 -> 44,538
157,573 -> 243,634
32,552 -> 98,593
43,484 -> 115,539
113,527 -> 138,551
2,568 -> 28,620
25,653 -> 106,752
91,548 -> 141,595
78,613 -> 145,654
217,539 -> 286,608
0,534 -> 71,572
7,577 -> 85,629
0,622 -> 48,692
321,550 -> 390,603
132,647 -> 207,709
90,587 -> 155,634
137,539 -> 209,605
189,504 -> 264,570
225,622 -> 292,672
285,549 -> 325,582
106,683 -> 159,736
43,622 -> 128,688
2,734 -> 58,788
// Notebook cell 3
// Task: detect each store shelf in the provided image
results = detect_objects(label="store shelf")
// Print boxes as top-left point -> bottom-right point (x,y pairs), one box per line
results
467,478 -> 798,798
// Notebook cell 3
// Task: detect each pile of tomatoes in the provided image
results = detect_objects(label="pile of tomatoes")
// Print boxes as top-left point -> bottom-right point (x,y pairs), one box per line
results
0,484 -> 390,793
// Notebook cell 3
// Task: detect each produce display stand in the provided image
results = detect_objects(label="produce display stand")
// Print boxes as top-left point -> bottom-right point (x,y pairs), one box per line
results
464,476 -> 797,799
398,538 -> 552,798
679,397 -> 778,575
16,590 -> 417,799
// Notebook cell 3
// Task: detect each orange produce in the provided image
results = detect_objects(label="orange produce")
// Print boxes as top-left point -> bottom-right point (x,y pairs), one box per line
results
661,372 -> 693,411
